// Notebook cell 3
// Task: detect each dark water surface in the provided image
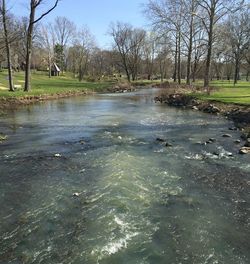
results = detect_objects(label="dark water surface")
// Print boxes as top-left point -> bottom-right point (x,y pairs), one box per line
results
0,89 -> 249,264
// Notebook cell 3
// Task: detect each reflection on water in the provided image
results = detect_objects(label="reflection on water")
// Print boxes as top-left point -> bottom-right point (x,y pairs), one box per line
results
0,89 -> 249,263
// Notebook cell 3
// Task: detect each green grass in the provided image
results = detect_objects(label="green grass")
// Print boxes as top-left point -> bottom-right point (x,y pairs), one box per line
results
0,70 -> 113,98
195,80 -> 250,105
1,71 -> 249,105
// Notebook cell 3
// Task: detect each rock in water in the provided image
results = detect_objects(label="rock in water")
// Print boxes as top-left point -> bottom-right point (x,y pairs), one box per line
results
206,138 -> 216,144
156,138 -> 165,142
165,142 -> 173,147
73,192 -> 80,197
239,147 -> 250,154
54,153 -> 62,157
222,134 -> 232,138
0,134 -> 8,143
244,138 -> 250,147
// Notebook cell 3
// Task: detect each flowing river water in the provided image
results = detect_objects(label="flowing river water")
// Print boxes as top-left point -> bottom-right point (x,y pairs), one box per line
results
0,89 -> 249,264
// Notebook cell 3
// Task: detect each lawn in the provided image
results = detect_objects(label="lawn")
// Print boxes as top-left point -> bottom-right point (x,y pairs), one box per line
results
196,80 -> 250,105
1,71 -> 249,105
0,70 -> 113,98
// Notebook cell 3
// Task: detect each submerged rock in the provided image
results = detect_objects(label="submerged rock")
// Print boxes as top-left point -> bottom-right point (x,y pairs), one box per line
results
192,106 -> 199,110
165,142 -> 173,147
244,138 -> 250,147
206,138 -> 216,144
222,134 -> 232,138
0,134 -> 8,143
201,104 -> 220,114
156,138 -> 165,142
234,140 -> 241,144
239,147 -> 250,154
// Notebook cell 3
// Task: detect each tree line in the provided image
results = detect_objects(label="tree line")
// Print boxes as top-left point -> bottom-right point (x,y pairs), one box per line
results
0,0 -> 249,93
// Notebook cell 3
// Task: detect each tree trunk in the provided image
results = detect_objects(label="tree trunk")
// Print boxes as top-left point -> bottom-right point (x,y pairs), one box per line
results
234,57 -> 240,85
173,34 -> 178,82
24,3 -> 35,92
177,30 -> 181,85
204,6 -> 216,94
192,65 -> 196,83
186,7 -> 194,85
160,60 -> 164,82
24,0 -> 59,91
48,53 -> 52,78
2,0 -> 14,92
125,67 -> 130,82
246,70 -> 249,81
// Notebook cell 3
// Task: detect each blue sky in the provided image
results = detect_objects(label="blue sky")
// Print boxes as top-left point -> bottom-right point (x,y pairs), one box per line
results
10,0 -> 149,48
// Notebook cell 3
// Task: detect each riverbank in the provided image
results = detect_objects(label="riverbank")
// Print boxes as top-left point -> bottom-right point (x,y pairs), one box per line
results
155,91 -> 250,127
0,83 -> 138,111
0,90 -> 92,110
0,69 -> 153,110
154,87 -> 250,153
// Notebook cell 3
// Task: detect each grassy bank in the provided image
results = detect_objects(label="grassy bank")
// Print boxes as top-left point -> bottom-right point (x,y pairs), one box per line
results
1,71 -> 249,106
0,70 -> 113,98
198,80 -> 250,105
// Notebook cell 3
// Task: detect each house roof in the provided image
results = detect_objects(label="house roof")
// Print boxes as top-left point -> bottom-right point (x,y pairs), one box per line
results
53,62 -> 60,72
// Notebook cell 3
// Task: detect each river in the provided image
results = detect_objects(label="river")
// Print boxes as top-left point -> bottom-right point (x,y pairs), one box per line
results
0,89 -> 249,264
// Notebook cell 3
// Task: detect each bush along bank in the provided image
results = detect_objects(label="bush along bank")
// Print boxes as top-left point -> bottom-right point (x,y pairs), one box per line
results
154,92 -> 250,154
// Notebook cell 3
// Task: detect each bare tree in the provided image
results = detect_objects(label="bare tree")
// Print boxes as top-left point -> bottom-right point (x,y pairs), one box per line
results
109,22 -> 132,82
155,38 -> 172,81
54,16 -> 75,47
68,26 -> 95,81
144,0 -> 185,84
39,23 -> 55,78
244,49 -> 250,81
196,0 -> 244,91
225,8 -> 250,84
181,0 -> 199,85
24,0 -> 59,92
53,16 -> 75,71
143,32 -> 157,80
191,24 -> 207,82
109,22 -> 145,82
0,0 -> 14,91
128,28 -> 146,81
